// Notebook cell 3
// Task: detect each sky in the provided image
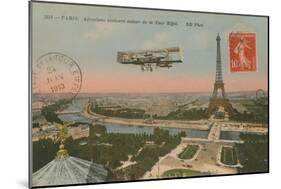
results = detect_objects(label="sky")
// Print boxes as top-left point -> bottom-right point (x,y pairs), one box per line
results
32,2 -> 268,93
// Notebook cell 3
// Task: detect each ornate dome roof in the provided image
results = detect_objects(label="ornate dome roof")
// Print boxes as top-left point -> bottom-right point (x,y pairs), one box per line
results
32,124 -> 108,187
32,156 -> 108,187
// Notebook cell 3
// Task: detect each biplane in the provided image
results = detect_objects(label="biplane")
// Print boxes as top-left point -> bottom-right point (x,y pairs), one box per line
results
117,47 -> 183,71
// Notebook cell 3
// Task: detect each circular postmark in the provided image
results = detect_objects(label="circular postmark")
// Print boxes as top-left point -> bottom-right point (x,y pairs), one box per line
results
33,52 -> 82,102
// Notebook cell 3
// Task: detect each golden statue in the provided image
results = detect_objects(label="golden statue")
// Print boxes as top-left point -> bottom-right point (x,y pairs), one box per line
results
54,123 -> 70,160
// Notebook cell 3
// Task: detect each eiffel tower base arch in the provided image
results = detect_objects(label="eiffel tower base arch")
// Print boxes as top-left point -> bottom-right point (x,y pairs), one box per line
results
207,98 -> 234,116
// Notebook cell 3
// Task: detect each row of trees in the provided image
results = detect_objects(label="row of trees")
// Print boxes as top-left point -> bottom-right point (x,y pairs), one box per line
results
33,123 -> 185,181
32,139 -> 59,172
91,133 -> 149,169
237,133 -> 268,173
159,108 -> 208,120
230,99 -> 268,124
116,129 -> 184,180
229,110 -> 268,124
92,102 -> 208,121
92,105 -> 148,119
41,98 -> 71,124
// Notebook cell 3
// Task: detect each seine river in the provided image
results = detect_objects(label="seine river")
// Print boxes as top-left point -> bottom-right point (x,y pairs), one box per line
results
58,98 -> 253,140
58,113 -> 210,138
59,113 -> 263,140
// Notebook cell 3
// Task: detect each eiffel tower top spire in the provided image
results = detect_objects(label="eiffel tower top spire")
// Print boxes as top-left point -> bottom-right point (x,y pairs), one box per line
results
215,33 -> 223,83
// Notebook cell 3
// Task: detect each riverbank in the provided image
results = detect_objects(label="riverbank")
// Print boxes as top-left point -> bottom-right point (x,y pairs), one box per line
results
81,103 -> 210,131
81,103 -> 268,134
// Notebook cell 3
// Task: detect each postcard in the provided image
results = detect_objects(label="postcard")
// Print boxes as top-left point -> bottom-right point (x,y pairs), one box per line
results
29,1 -> 269,188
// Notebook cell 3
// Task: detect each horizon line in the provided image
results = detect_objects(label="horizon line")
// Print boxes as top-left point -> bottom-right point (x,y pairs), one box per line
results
33,89 -> 268,95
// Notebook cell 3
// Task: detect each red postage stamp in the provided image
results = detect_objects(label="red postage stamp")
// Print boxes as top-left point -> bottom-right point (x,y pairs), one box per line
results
229,32 -> 256,72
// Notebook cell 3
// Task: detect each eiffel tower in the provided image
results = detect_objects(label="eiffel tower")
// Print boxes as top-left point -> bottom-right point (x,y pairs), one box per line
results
207,34 -> 234,115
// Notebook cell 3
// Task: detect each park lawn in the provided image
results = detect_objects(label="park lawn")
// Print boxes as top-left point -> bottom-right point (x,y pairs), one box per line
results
178,145 -> 199,160
162,169 -> 208,178
221,146 -> 238,165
